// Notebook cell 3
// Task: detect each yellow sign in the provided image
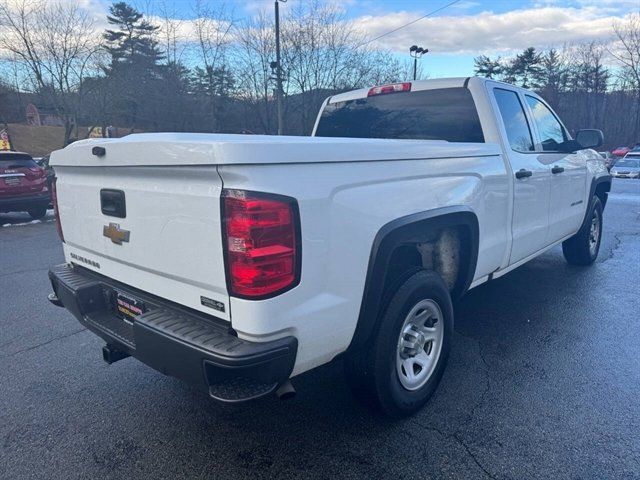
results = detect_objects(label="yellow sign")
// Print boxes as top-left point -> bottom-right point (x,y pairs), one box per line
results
89,127 -> 103,138
0,129 -> 12,151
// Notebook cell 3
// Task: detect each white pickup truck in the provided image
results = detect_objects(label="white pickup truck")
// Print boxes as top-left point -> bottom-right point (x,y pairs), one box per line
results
48,77 -> 611,417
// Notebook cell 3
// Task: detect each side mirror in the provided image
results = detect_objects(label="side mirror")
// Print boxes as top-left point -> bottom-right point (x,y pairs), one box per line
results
575,129 -> 604,150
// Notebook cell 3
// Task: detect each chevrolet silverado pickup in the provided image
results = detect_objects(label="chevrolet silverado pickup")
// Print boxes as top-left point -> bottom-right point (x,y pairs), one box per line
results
48,77 -> 611,417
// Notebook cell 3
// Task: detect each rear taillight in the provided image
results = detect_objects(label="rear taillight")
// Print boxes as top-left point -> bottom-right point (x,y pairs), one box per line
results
51,177 -> 64,242
222,189 -> 300,299
367,82 -> 411,97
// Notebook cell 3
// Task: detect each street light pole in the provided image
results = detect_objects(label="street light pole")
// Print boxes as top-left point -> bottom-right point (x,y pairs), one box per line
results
274,0 -> 285,135
409,45 -> 428,81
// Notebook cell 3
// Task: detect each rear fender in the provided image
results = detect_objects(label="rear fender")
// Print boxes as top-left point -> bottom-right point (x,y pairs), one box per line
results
348,206 -> 479,351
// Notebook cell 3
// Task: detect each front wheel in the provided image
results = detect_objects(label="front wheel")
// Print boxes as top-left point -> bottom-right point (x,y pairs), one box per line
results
562,196 -> 603,266
345,270 -> 453,418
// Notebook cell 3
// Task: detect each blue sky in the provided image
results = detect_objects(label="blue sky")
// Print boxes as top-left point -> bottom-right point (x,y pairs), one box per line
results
101,0 -> 638,77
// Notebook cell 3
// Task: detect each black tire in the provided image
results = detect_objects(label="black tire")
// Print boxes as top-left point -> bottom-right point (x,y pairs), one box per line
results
562,196 -> 603,266
28,207 -> 47,220
344,270 -> 453,418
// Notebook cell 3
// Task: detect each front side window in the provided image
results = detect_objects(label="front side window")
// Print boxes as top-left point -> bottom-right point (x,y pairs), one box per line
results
493,88 -> 534,152
525,96 -> 567,151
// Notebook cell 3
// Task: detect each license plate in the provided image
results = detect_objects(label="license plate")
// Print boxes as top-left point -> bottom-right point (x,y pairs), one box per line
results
115,292 -> 146,322
4,177 -> 21,186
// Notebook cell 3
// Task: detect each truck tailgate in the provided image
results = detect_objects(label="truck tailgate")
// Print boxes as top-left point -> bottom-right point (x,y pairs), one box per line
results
52,151 -> 229,321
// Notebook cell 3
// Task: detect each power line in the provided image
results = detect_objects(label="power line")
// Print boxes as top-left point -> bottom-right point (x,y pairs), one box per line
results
355,0 -> 463,49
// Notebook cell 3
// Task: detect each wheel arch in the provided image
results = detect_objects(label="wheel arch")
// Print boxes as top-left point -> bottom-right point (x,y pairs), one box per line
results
592,175 -> 611,210
577,175 -> 611,233
348,206 -> 479,352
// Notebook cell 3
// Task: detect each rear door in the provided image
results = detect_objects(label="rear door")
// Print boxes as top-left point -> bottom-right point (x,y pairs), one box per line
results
524,95 -> 587,242
491,86 -> 551,265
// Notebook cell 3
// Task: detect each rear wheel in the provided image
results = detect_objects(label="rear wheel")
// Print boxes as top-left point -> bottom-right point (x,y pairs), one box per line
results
345,270 -> 453,418
28,207 -> 47,220
562,196 -> 603,265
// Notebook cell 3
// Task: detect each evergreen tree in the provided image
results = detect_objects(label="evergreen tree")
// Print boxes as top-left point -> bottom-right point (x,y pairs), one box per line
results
102,2 -> 164,130
193,66 -> 235,98
509,47 -> 543,89
473,55 -> 503,79
103,2 -> 162,68
192,65 -> 236,131
538,49 -> 567,108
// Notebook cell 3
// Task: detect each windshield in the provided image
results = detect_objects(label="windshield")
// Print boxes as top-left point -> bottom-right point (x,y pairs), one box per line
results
0,153 -> 37,169
615,158 -> 640,168
315,87 -> 485,143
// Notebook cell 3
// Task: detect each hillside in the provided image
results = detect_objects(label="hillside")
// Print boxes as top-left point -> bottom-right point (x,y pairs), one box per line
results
5,124 -> 90,157
4,124 -> 147,156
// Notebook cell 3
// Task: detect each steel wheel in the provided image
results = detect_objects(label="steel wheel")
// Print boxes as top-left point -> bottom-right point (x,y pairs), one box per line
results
589,207 -> 601,257
396,299 -> 444,391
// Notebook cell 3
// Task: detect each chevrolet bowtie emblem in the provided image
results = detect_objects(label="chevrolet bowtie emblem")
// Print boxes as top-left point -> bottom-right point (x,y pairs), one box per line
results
103,223 -> 130,245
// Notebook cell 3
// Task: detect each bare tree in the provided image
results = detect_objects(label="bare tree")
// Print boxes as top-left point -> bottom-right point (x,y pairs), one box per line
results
156,1 -> 186,65
236,11 -> 277,134
192,0 -> 234,131
610,12 -> 640,139
0,0 -> 100,145
278,0 -> 412,133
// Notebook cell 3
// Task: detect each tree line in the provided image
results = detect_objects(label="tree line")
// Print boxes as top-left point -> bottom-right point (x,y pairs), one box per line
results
0,0 -> 638,150
474,15 -> 640,149
0,0 -> 412,144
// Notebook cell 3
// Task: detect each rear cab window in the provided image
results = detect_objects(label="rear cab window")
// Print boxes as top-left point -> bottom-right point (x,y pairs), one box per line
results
315,87 -> 485,143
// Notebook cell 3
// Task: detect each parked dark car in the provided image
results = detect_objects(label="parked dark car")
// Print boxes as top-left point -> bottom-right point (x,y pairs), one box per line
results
0,151 -> 50,219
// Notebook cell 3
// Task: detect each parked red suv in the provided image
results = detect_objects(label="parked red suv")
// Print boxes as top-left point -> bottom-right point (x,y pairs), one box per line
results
0,151 -> 51,219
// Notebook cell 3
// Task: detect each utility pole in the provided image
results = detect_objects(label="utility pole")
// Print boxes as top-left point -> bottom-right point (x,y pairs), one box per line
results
274,0 -> 286,135
409,45 -> 428,81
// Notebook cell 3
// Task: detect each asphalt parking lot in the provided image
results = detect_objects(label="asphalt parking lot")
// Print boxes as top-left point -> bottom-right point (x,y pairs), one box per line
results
1,179 -> 639,479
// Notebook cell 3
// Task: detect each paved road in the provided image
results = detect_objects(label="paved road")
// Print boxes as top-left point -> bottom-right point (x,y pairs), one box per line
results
1,180 -> 639,479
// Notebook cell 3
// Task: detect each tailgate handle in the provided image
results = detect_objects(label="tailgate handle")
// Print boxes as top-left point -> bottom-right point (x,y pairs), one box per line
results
100,189 -> 126,218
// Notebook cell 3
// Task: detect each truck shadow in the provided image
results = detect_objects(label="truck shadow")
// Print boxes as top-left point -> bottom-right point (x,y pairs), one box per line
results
133,247 -> 603,476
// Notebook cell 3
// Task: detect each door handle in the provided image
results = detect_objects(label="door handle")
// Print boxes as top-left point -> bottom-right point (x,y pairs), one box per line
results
515,169 -> 533,179
552,166 -> 565,174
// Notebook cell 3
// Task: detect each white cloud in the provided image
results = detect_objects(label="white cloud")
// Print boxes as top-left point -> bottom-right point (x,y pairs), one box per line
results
351,6 -> 635,56
2,0 -> 635,64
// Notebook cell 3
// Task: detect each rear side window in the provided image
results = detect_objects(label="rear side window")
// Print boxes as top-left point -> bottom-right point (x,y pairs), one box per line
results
493,88 -> 534,152
0,153 -> 37,169
315,87 -> 485,143
525,95 -> 568,151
